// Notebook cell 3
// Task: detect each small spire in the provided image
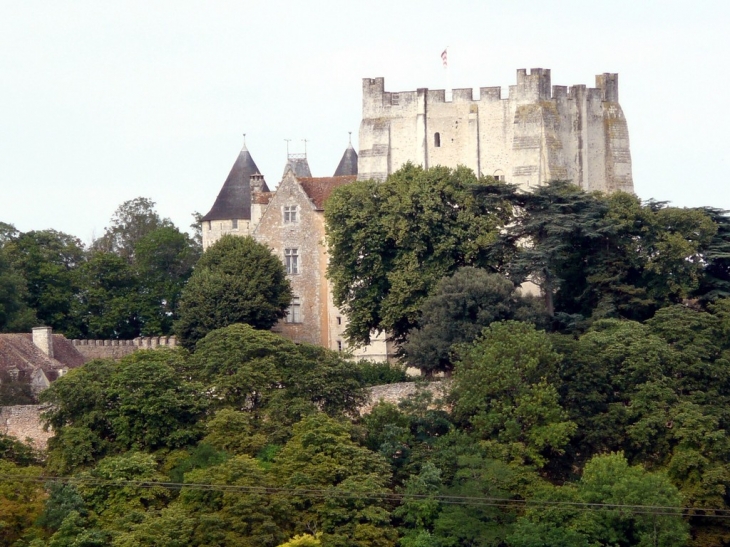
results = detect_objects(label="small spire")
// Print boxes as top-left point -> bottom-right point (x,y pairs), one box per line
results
302,138 -> 308,158
348,131 -> 353,148
284,139 -> 291,156
242,133 -> 247,150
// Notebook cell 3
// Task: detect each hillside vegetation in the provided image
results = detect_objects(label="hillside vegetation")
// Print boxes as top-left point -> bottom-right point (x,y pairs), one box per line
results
3,166 -> 730,546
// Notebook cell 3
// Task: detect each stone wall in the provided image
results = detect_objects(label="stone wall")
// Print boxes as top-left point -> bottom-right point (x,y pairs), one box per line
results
71,336 -> 178,362
360,381 -> 448,415
0,405 -> 49,450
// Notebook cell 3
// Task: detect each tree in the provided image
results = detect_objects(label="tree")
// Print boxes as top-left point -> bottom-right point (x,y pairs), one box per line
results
277,535 -> 322,547
403,268 -> 546,375
325,164 -> 511,346
190,324 -> 365,444
4,229 -> 85,336
134,225 -> 199,335
0,245 -> 35,332
451,321 -> 575,468
0,461 -> 46,547
74,251 -> 143,339
41,350 -> 207,472
174,235 -> 292,349
173,455 -> 285,547
271,413 -> 397,547
509,453 -> 689,547
92,197 -> 171,262
491,181 -> 608,322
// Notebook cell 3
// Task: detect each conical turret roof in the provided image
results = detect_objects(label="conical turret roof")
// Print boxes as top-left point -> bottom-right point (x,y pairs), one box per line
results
333,141 -> 358,176
202,143 -> 266,222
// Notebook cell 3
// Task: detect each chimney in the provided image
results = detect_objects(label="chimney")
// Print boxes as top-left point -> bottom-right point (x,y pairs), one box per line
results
32,326 -> 54,359
250,173 -> 266,194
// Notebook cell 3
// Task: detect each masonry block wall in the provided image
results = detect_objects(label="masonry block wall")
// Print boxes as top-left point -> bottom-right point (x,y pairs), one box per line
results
358,69 -> 633,194
0,405 -> 50,450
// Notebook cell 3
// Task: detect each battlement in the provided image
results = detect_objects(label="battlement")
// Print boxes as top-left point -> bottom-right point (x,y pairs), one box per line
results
363,69 -> 618,112
72,336 -> 178,348
512,68 -> 552,101
596,73 -> 619,102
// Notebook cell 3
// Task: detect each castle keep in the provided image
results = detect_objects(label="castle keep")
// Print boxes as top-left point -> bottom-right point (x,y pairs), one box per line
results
358,68 -> 633,193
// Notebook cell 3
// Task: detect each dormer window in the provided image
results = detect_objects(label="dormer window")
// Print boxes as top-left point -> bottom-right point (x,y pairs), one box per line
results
284,205 -> 298,224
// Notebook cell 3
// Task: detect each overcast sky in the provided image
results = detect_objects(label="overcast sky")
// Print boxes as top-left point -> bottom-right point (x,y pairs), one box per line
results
1,0 -> 728,242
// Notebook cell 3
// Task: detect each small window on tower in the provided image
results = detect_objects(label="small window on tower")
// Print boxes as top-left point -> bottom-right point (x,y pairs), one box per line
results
337,340 -> 343,352
337,316 -> 342,325
434,132 -> 441,147
391,93 -> 400,106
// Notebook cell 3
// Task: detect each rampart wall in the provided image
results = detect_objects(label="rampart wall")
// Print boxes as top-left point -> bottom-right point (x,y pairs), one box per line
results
0,405 -> 50,450
0,382 -> 449,450
71,336 -> 178,361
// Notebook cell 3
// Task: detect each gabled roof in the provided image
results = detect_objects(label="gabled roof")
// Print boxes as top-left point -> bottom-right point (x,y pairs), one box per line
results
333,143 -> 358,176
298,176 -> 357,210
283,156 -> 312,178
0,334 -> 85,376
202,144 -> 269,222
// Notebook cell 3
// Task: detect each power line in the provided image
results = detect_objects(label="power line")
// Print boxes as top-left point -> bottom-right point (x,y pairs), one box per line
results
0,474 -> 726,518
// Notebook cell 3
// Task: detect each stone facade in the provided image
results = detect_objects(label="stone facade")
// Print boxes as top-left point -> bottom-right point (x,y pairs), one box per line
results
0,405 -> 50,450
358,69 -> 633,194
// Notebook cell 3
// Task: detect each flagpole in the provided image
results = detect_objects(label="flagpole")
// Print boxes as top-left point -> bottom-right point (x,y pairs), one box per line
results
442,46 -> 452,101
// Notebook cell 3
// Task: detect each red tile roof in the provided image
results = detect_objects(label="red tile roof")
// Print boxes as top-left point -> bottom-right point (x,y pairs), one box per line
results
298,176 -> 356,210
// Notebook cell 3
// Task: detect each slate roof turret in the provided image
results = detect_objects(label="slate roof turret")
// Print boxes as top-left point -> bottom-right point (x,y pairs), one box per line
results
333,137 -> 358,177
202,142 -> 269,222
283,155 -> 312,178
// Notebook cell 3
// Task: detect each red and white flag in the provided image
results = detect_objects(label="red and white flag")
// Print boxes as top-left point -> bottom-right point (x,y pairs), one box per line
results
441,48 -> 448,68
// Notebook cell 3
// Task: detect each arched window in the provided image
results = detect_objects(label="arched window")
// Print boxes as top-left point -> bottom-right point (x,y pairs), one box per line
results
434,132 -> 441,147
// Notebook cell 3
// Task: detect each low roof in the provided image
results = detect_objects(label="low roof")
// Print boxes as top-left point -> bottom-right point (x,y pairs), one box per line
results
0,334 -> 85,376
298,176 -> 357,210
202,145 -> 270,222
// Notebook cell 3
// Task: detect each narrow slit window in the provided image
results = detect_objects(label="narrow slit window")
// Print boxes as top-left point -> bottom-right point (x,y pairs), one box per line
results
434,132 -> 441,147
286,297 -> 302,323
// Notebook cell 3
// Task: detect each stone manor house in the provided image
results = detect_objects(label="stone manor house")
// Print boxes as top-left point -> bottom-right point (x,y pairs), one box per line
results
200,68 -> 633,358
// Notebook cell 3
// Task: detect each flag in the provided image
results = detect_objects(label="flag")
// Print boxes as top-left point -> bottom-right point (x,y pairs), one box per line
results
441,48 -> 448,68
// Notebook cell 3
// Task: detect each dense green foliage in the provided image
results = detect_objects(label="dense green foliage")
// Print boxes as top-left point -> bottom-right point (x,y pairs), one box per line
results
174,235 -> 292,349
0,197 -> 200,341
403,268 -> 546,375
324,163 -> 512,345
6,167 -> 730,544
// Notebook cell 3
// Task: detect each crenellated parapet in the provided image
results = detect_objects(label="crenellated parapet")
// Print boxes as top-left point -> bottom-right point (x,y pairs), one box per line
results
71,336 -> 178,362
72,336 -> 178,348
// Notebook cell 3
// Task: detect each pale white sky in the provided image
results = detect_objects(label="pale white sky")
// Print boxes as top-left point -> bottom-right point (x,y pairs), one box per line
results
1,0 -> 728,242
